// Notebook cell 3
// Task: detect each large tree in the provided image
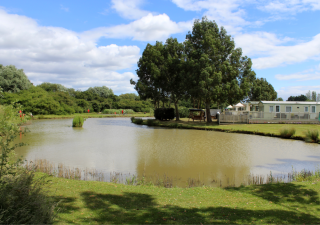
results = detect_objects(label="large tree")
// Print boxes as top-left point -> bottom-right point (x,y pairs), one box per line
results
0,65 -> 32,93
87,86 -> 114,98
248,78 -> 277,101
185,17 -> 256,122
133,38 -> 186,120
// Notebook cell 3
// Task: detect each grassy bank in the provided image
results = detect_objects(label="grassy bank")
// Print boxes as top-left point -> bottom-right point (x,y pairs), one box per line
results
133,118 -> 320,143
46,174 -> 320,224
33,112 -> 153,119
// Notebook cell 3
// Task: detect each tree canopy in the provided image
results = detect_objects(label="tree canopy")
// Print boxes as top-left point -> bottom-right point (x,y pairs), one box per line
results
0,65 -> 32,93
248,78 -> 277,101
287,94 -> 307,101
185,17 -> 256,121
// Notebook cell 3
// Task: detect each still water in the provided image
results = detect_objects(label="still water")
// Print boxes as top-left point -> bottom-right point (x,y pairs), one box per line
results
16,118 -> 320,186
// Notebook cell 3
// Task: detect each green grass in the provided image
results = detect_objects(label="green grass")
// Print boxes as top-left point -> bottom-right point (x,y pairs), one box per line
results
134,118 -> 320,142
33,112 -> 153,120
72,115 -> 84,127
46,175 -> 320,224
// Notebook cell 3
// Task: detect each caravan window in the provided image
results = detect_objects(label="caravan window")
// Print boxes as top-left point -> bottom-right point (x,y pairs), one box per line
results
311,106 -> 316,113
269,106 -> 274,112
286,106 -> 292,113
276,105 -> 280,112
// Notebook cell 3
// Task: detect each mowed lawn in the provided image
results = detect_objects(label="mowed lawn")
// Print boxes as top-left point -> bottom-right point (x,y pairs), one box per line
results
143,118 -> 320,138
47,176 -> 320,224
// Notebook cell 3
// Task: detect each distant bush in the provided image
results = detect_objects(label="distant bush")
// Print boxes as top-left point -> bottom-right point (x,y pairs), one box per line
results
72,115 -> 84,127
304,130 -> 319,143
174,108 -> 189,118
102,109 -> 135,114
134,118 -> 143,124
146,119 -> 160,126
154,108 -> 174,121
279,127 -> 296,138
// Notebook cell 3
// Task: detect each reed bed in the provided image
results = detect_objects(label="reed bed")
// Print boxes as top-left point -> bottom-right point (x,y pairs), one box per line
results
24,159 -> 320,188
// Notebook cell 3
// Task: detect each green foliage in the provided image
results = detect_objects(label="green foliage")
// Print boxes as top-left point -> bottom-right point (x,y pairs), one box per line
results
72,115 -> 84,127
249,78 -> 277,101
37,82 -> 68,92
0,103 -> 56,224
304,130 -> 319,143
175,108 -> 189,118
287,95 -> 307,101
154,108 -> 174,121
0,170 -> 57,224
185,17 -> 256,121
279,127 -> 296,138
146,119 -> 160,126
134,118 -> 143,124
87,86 -> 114,98
102,109 -> 135,114
0,65 -> 32,93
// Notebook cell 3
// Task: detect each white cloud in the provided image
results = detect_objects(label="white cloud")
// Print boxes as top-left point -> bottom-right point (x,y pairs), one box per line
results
171,0 -> 250,34
60,4 -> 69,12
81,13 -> 192,42
275,65 -> 320,81
111,0 -> 150,20
259,0 -> 320,14
277,85 -> 320,100
0,9 -> 140,93
251,33 -> 320,69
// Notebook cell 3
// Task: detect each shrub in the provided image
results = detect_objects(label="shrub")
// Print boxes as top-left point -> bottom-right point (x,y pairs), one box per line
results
102,109 -> 135,114
72,115 -> 84,127
130,117 -> 135,122
154,108 -> 174,121
134,118 -> 143,124
174,108 -> 189,118
0,169 -> 57,224
304,129 -> 319,143
279,127 -> 296,138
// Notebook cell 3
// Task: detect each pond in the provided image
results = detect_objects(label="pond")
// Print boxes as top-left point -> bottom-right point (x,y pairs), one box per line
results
16,118 -> 320,187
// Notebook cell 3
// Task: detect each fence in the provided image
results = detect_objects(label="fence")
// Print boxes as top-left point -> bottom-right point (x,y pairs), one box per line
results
219,111 -> 320,124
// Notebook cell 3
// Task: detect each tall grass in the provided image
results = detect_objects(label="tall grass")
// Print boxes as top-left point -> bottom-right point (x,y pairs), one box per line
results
304,129 -> 319,143
279,127 -> 296,138
72,115 -> 84,127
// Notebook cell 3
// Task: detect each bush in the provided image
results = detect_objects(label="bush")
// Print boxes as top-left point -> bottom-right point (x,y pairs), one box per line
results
154,108 -> 174,121
0,169 -> 57,224
304,130 -> 319,143
102,109 -> 135,114
72,115 -> 84,127
279,127 -> 296,138
134,118 -> 143,124
146,119 -> 159,126
174,108 -> 189,118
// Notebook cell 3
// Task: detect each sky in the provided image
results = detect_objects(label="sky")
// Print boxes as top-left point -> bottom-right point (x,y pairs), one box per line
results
0,0 -> 320,100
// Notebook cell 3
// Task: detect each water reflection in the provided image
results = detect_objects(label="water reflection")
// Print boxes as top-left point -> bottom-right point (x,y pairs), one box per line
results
15,118 -> 320,187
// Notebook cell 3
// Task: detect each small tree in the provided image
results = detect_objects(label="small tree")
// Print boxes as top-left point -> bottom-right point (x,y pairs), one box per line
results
0,65 -> 32,93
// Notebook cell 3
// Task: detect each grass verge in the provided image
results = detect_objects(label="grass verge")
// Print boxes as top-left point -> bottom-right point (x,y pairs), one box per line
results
33,112 -> 153,120
47,175 -> 320,224
132,118 -> 320,143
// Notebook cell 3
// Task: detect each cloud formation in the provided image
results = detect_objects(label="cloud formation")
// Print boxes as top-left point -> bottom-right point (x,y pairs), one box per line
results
111,0 -> 150,20
81,13 -> 192,42
0,9 -> 140,93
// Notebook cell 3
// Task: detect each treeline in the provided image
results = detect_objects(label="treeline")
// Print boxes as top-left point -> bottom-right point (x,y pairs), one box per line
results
287,91 -> 320,101
0,65 -> 152,115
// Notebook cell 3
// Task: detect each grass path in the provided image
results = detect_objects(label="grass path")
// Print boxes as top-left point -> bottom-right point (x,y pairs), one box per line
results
47,176 -> 320,224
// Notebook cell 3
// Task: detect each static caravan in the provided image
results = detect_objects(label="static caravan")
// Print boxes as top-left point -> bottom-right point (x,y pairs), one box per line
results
258,101 -> 320,120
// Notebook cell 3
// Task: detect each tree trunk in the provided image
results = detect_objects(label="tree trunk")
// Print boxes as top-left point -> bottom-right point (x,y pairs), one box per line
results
174,101 -> 180,121
206,101 -> 212,122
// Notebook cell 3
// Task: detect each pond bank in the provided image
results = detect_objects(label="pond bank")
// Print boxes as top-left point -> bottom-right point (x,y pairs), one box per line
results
32,112 -> 153,119
46,174 -> 320,224
132,118 -> 320,144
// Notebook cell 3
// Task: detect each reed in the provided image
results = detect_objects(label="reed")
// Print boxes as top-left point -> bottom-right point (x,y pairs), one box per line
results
279,127 -> 296,138
72,115 -> 84,127
304,129 -> 319,143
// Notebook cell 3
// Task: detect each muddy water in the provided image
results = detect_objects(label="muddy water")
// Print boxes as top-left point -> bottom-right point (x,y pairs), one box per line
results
16,118 -> 320,186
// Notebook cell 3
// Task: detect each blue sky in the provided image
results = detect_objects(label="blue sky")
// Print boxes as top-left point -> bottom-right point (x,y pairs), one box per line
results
0,0 -> 320,100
